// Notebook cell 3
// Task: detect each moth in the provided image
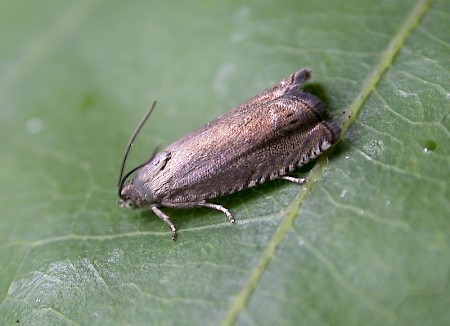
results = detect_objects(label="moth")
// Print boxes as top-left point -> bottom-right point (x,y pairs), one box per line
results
118,68 -> 341,239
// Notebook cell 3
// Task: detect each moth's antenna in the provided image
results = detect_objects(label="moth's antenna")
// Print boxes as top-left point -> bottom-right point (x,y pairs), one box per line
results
118,101 -> 157,189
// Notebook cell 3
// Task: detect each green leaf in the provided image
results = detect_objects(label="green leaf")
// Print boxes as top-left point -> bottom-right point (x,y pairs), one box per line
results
1,0 -> 449,325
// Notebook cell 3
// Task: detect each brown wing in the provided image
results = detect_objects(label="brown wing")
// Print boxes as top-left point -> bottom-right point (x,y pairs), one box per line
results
165,68 -> 312,149
158,85 -> 340,203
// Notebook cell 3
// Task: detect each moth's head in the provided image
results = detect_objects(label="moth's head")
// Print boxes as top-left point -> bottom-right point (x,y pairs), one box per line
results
118,181 -> 142,209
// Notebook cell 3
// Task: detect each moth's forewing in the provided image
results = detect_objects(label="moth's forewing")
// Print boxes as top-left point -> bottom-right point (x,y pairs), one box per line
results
158,80 -> 340,203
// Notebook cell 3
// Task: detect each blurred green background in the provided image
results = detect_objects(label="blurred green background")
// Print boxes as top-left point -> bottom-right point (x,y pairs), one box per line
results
1,0 -> 449,325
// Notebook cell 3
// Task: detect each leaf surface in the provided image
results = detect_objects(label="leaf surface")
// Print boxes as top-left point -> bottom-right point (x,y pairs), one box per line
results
0,0 -> 449,325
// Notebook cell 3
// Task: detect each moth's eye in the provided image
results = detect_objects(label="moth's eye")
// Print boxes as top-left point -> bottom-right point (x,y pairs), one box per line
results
118,198 -> 135,209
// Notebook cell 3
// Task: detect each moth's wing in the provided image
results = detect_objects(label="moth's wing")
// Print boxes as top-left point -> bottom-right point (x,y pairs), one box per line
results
159,88 -> 340,203
165,68 -> 312,151
235,68 -> 312,110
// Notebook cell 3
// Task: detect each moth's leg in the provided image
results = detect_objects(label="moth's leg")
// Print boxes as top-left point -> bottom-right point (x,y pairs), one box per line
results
162,201 -> 235,224
150,205 -> 177,240
196,202 -> 235,224
280,176 -> 306,184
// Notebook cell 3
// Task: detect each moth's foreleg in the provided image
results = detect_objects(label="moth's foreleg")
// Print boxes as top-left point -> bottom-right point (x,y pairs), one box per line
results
151,205 -> 177,240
